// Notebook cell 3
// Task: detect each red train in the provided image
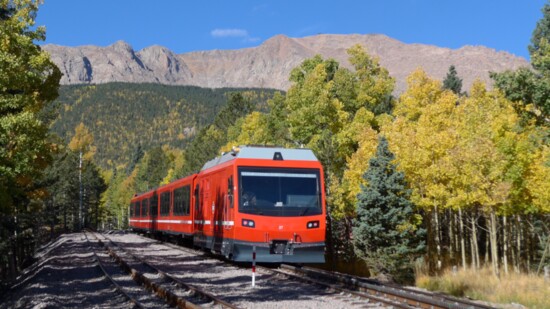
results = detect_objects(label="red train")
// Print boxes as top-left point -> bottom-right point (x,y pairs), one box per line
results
129,146 -> 326,263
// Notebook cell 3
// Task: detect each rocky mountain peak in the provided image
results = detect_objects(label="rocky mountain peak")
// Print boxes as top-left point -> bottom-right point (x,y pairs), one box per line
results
109,40 -> 134,55
42,34 -> 530,92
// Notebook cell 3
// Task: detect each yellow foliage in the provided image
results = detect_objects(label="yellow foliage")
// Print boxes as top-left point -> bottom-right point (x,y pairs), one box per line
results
382,69 -> 459,211
68,122 -> 96,161
161,169 -> 175,185
384,70 -> 541,215
221,112 -> 272,152
393,69 -> 443,121
527,145 -> 550,212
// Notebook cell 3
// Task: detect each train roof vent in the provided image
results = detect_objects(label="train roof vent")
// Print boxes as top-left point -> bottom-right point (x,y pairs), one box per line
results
237,146 -> 318,161
273,152 -> 283,160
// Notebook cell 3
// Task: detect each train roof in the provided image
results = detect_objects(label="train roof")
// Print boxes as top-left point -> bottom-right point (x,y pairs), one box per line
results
200,146 -> 319,171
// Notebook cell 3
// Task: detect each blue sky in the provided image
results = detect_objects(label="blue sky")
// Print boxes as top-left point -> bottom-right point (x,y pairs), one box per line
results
36,0 -> 547,60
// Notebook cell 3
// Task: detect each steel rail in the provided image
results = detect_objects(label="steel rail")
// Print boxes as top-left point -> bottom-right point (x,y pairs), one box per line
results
83,231 -> 146,309
93,231 -> 239,309
299,265 -> 496,308
281,264 -> 495,309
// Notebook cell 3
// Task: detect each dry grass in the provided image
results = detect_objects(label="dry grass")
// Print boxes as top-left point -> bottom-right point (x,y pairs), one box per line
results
416,267 -> 550,308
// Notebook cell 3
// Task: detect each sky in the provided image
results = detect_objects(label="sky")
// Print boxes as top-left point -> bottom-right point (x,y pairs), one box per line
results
35,0 -> 548,60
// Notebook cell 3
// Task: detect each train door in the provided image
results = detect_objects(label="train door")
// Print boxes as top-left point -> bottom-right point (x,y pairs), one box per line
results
212,172 -> 226,252
151,192 -> 158,234
224,175 -> 235,256
224,175 -> 234,233
203,178 -> 213,248
193,182 -> 204,247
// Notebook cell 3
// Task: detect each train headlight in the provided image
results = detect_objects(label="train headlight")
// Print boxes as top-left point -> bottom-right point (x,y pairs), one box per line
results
307,220 -> 319,229
242,219 -> 255,228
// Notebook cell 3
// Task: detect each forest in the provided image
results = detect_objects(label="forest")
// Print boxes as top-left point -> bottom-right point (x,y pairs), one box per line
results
1,0 -> 549,302
49,83 -> 277,169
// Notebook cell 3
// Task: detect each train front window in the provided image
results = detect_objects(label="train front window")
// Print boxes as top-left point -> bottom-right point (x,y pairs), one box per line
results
238,167 -> 322,217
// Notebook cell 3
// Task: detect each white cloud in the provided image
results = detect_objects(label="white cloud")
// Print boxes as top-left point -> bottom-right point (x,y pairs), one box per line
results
211,28 -> 249,38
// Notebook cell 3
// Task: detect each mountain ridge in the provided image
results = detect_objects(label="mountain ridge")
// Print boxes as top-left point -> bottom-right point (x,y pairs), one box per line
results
43,34 -> 529,93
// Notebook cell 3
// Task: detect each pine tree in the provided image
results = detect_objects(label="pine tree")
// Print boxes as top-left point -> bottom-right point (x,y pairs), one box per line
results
529,1 -> 550,56
442,65 -> 463,95
352,136 -> 426,283
126,143 -> 144,175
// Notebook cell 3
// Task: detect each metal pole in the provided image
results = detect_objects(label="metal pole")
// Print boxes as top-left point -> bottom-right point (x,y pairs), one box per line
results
79,151 -> 83,230
252,245 -> 256,287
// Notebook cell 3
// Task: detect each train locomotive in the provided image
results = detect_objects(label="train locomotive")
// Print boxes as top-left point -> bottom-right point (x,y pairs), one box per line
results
129,146 -> 326,263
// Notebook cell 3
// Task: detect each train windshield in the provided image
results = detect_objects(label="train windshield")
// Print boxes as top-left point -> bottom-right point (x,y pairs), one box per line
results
238,167 -> 322,217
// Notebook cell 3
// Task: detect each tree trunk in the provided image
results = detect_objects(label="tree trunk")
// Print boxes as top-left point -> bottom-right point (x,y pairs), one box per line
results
434,207 -> 442,270
510,217 -> 518,273
459,208 -> 466,270
448,210 -> 454,262
470,215 -> 480,269
489,210 -> 500,278
515,215 -> 521,273
503,215 -> 509,275
537,235 -> 550,275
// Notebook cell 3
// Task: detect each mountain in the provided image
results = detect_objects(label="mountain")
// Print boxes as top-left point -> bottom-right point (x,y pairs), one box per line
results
43,34 -> 529,93
50,83 -> 277,169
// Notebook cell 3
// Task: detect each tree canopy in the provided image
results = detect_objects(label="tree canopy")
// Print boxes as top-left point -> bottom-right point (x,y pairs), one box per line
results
352,136 -> 425,283
0,0 -> 61,213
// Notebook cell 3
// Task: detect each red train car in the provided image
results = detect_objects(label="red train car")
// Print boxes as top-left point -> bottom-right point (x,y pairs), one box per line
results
129,146 -> 326,263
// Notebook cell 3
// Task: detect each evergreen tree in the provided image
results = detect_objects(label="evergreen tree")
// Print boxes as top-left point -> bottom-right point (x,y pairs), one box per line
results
442,65 -> 463,95
352,136 -> 426,283
529,1 -> 550,56
135,146 -> 170,193
126,143 -> 144,175
492,2 -> 550,125
179,92 -> 255,176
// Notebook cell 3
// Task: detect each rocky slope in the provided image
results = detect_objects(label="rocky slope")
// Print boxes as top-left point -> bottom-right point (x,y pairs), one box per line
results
43,34 -> 529,93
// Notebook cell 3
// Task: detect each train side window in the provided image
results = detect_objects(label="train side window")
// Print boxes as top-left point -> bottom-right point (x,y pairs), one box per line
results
228,176 -> 234,208
142,198 -> 149,217
173,185 -> 191,216
136,201 -> 141,217
160,191 -> 170,217
150,194 -> 158,217
129,202 -> 133,217
170,190 -> 174,216
174,187 -> 182,215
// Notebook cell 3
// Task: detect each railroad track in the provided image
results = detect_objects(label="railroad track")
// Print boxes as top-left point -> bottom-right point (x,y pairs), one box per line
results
277,264 -> 495,309
85,230 -> 238,309
120,232 -> 401,307
144,234 -> 444,308
82,232 -> 149,309
120,231 -> 499,308
143,232 -> 495,308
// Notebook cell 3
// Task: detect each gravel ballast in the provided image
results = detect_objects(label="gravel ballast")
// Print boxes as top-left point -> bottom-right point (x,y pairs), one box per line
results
1,232 -> 391,308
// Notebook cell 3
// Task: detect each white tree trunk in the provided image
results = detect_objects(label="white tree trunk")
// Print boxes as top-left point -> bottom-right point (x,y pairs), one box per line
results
449,210 -> 454,260
434,207 -> 442,270
515,215 -> 521,273
459,208 -> 466,270
489,210 -> 500,278
503,216 -> 509,275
